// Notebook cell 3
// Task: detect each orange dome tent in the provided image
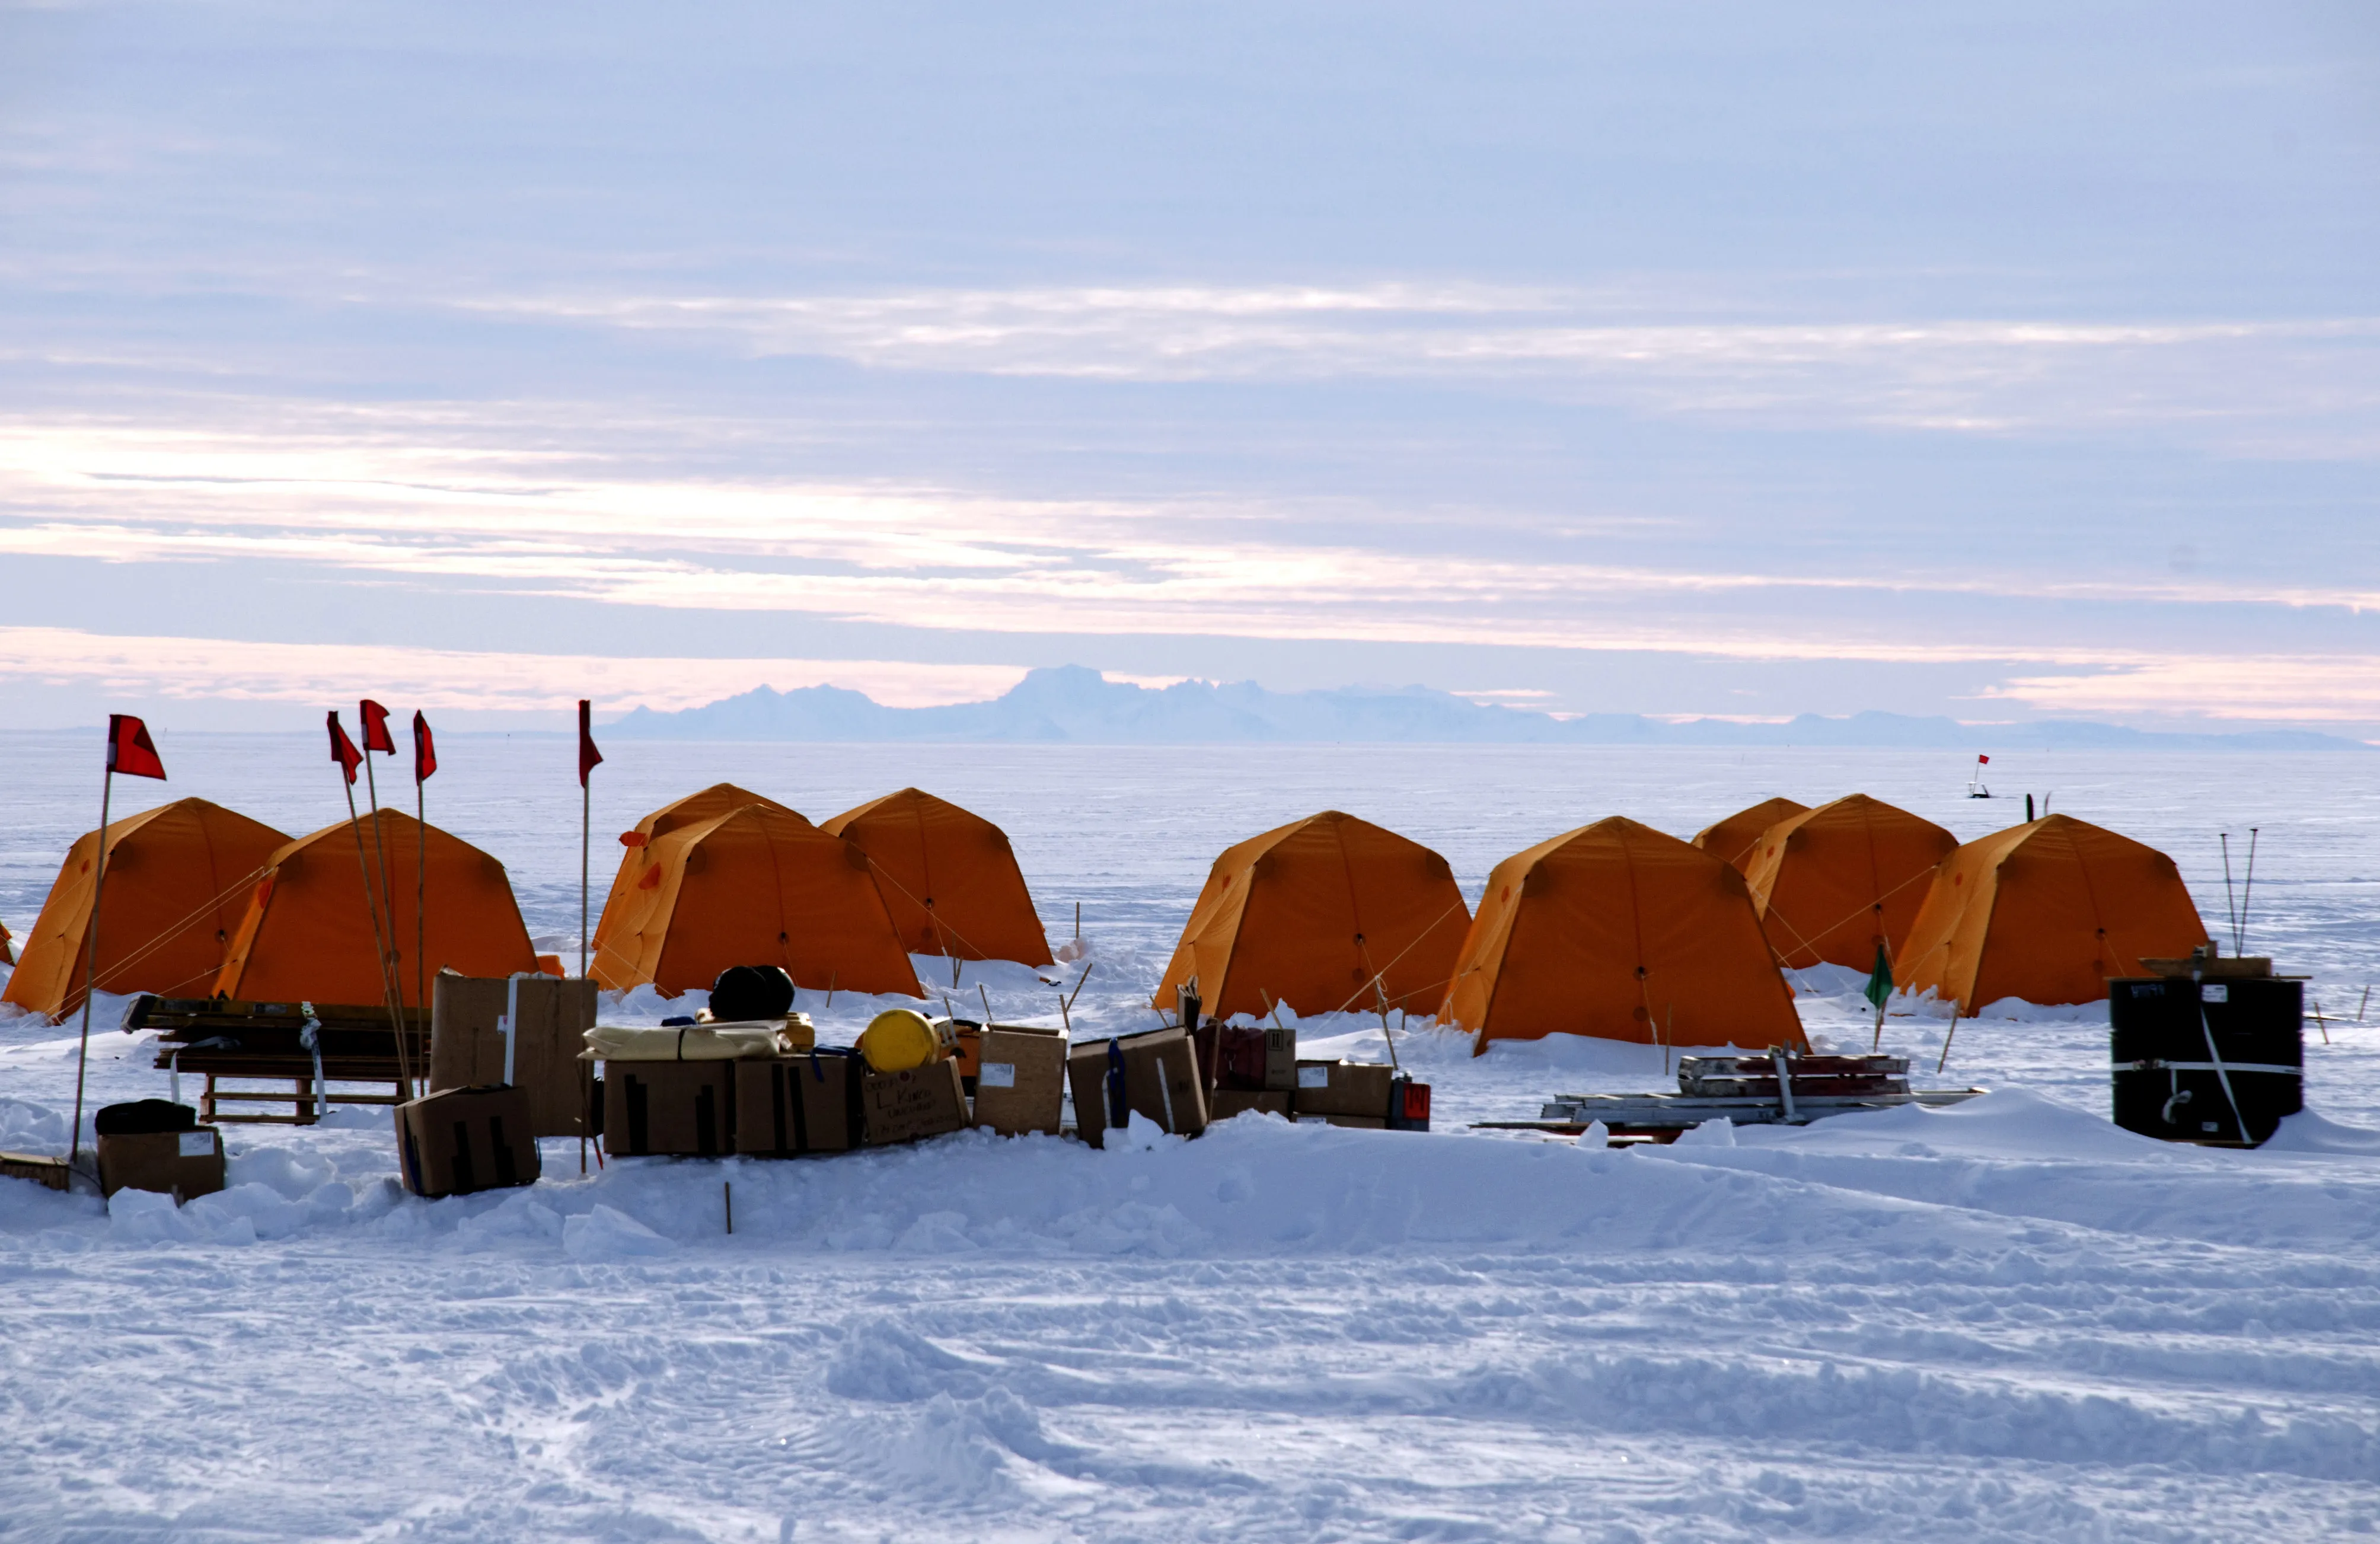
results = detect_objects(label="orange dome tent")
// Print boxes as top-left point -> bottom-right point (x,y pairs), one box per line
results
592,783 -> 794,966
591,802 -> 923,999
213,811 -> 535,1006
3,797 -> 289,1020
1742,795 -> 1957,971
1894,814 -> 2207,1014
821,788 -> 1052,966
1440,816 -> 1805,1054
1154,811 -> 1469,1020
1690,797 -> 1809,875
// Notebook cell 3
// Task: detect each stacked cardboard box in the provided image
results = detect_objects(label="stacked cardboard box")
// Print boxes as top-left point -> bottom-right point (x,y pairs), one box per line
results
734,1050 -> 863,1154
862,1061 -> 970,1146
1292,1060 -> 1394,1128
1066,1026 -> 1207,1147
973,1026 -> 1067,1136
431,972 -> 599,1138
94,1100 -> 225,1201
603,1061 -> 735,1157
1199,1022 -> 1297,1122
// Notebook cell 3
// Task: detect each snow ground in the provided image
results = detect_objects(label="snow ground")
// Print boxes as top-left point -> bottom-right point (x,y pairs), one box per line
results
1,739 -> 2378,1539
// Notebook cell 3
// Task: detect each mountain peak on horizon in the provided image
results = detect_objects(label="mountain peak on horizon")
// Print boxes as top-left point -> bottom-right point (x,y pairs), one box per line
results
602,667 -> 2371,751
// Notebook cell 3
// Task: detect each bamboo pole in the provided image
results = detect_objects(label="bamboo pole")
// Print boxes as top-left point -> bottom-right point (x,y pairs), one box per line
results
67,768 -> 115,1174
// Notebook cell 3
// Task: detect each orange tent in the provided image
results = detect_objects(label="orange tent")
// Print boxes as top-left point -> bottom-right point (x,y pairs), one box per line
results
1742,794 -> 1957,971
213,811 -> 535,1006
1440,816 -> 1805,1054
822,788 -> 1052,966
1894,814 -> 2208,1014
1691,797 -> 1809,874
592,783 -> 794,965
591,802 -> 922,999
3,798 -> 289,1020
1153,811 -> 1469,1019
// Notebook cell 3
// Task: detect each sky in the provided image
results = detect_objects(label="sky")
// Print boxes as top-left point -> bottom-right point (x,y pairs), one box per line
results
2,1 -> 2378,735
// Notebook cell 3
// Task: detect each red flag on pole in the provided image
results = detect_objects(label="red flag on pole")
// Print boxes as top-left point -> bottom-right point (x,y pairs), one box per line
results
106,715 -> 167,781
578,699 -> 602,787
413,711 -> 438,783
1977,754 -> 1990,764
360,699 -> 395,755
328,712 -> 363,784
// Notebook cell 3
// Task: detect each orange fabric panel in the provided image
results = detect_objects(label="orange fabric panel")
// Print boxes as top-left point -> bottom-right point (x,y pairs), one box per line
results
1742,794 -> 1956,970
1690,797 -> 1810,875
1894,815 -> 2207,1013
595,803 -> 921,999
213,811 -> 535,1007
1441,816 -> 1804,1054
592,784 -> 794,969
1152,811 -> 1469,1019
3,798 -> 289,1020
821,788 -> 1052,965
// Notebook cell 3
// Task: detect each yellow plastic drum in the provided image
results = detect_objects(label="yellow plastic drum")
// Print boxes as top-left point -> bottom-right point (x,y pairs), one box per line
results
859,1009 -> 958,1073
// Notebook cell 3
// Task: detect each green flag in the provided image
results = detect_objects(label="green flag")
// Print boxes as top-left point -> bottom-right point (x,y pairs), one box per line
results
1862,943 -> 1893,1011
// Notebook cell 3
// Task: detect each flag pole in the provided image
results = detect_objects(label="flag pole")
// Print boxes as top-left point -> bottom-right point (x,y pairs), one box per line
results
359,716 -> 401,1004
581,776 -> 591,979
67,765 -> 115,1175
331,714 -> 410,1115
415,769 -> 427,1098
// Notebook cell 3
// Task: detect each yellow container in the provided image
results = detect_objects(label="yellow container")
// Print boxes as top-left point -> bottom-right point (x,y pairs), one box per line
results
859,1009 -> 958,1073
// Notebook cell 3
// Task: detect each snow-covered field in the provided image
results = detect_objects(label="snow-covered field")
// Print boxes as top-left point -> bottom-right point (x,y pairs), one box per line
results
3,735 -> 2378,1539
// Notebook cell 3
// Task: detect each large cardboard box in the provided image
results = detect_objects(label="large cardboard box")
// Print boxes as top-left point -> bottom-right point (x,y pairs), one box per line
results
861,1060 -> 969,1147
972,1026 -> 1067,1136
735,1051 -> 862,1155
1069,1027 -> 1208,1146
1292,1060 -> 1395,1119
395,1085 -> 541,1197
1207,1090 -> 1292,1122
97,1129 -> 225,1201
604,1060 -> 733,1157
430,972 -> 598,1138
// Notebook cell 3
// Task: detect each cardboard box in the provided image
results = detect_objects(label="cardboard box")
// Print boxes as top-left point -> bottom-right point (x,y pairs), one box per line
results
1296,1114 -> 1386,1130
1292,1060 -> 1395,1119
97,1128 -> 226,1201
430,972 -> 598,1138
604,1060 -> 733,1157
735,1051 -> 861,1155
972,1026 -> 1067,1136
1195,1023 -> 1299,1092
1207,1090 -> 1293,1122
395,1085 -> 541,1197
1387,1078 -> 1432,1132
1070,1027 -> 1208,1146
862,1060 -> 969,1147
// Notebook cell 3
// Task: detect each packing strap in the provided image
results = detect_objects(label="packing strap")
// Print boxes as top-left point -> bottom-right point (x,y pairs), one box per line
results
2113,1059 -> 2299,1077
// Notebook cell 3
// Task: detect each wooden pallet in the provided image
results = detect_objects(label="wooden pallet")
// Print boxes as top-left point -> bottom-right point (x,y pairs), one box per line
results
130,995 -> 429,1125
1475,1087 -> 1984,1139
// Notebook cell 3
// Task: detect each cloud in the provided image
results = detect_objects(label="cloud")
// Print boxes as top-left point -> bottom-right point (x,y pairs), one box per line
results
465,283 -> 2380,449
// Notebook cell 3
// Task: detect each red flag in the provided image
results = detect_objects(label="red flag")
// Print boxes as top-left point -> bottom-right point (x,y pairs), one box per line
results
578,699 -> 602,788
1977,754 -> 1990,764
106,714 -> 167,781
359,699 -> 395,754
327,712 -> 362,785
412,710 -> 438,784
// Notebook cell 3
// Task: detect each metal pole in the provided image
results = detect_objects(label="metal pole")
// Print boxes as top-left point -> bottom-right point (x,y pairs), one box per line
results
343,779 -> 410,1107
362,749 -> 400,1001
68,770 -> 114,1173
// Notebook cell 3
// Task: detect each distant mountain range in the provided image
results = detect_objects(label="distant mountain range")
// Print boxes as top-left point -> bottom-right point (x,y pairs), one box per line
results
604,666 -> 2369,750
